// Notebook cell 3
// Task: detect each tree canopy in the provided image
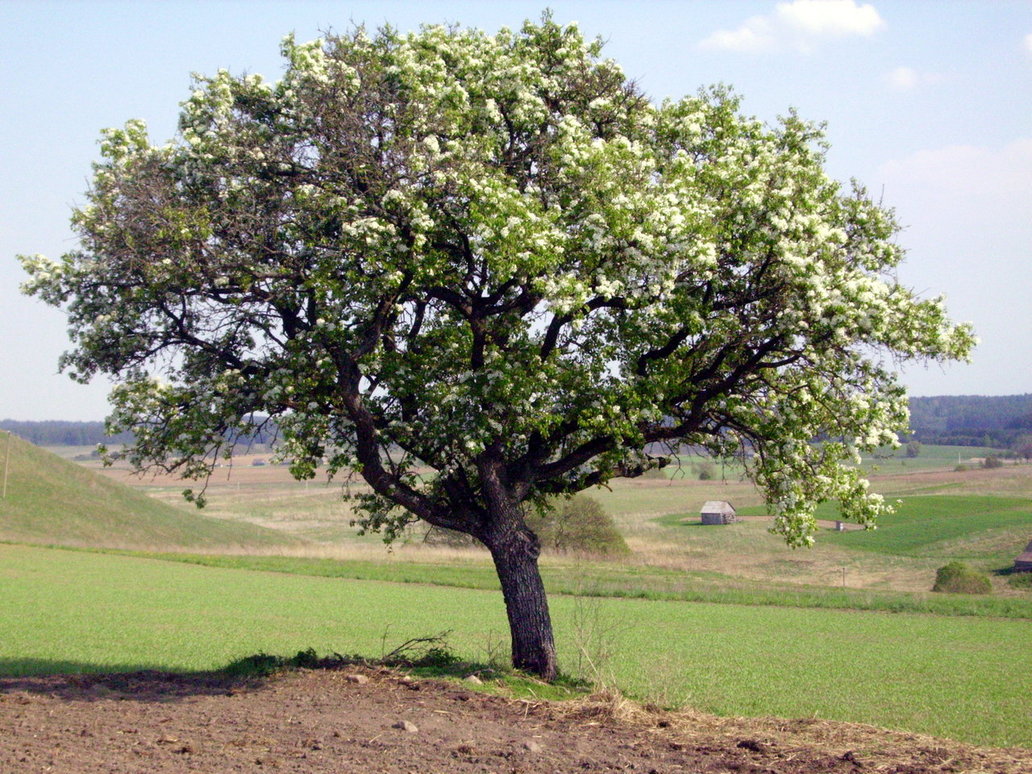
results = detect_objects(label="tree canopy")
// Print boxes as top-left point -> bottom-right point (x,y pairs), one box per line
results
21,16 -> 974,678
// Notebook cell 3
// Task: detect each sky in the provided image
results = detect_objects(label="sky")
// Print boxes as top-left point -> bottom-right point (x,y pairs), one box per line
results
1,0 -> 1030,421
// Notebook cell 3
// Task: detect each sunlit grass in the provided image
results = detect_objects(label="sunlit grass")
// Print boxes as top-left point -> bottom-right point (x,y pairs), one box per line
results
2,543 -> 1029,748
0,433 -> 292,550
65,544 -> 1032,618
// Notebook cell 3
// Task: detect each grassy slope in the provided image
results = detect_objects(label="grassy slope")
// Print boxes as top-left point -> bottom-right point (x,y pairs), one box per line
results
0,432 -> 293,550
821,495 -> 1032,563
1,543 -> 1029,748
731,493 -> 1032,572
54,443 -> 1032,599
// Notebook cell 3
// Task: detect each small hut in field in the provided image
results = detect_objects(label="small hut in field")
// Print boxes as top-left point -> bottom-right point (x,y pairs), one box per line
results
700,500 -> 737,525
1014,540 -> 1032,572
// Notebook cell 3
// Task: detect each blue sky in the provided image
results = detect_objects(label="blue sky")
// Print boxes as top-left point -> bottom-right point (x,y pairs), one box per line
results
2,0 -> 1030,421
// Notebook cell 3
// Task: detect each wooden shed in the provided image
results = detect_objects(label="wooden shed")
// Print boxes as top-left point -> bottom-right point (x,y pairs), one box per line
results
1014,539 -> 1032,572
700,500 -> 737,525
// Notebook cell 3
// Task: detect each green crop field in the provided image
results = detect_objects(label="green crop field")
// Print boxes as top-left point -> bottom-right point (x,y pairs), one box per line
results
729,494 -> 1032,569
1,543 -> 1030,748
82,547 -> 1032,619
822,495 -> 1032,562
5,434 -> 1031,750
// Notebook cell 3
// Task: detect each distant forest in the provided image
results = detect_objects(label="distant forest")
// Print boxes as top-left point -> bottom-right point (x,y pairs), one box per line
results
4,394 -> 1031,449
0,420 -> 132,447
907,394 -> 1032,447
0,419 -> 277,449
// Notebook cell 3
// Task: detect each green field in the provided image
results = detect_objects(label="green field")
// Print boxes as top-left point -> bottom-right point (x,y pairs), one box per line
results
729,493 -> 1032,571
2,543 -> 1029,747
80,546 -> 1032,619
4,436 -> 1031,749
822,495 -> 1032,561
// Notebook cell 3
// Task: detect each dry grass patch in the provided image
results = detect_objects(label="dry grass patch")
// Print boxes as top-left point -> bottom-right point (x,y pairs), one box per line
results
552,689 -> 1032,771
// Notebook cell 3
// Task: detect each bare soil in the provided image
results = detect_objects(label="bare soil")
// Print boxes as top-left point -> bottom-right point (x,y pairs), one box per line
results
2,668 -> 1028,773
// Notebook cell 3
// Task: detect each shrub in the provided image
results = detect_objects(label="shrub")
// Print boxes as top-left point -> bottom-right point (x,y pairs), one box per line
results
932,561 -> 992,594
697,461 -> 716,481
638,466 -> 668,480
422,525 -> 479,547
982,455 -> 1003,469
527,495 -> 630,557
425,496 -> 630,557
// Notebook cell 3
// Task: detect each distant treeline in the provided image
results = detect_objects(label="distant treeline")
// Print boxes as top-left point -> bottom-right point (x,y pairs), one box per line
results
907,394 -> 1032,447
0,418 -> 279,448
0,420 -> 131,447
5,394 -> 1032,449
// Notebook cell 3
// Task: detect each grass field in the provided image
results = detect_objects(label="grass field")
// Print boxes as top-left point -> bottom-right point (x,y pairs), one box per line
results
5,436 -> 1031,749
0,433 -> 293,549
73,443 -> 1032,592
728,493 -> 1032,572
822,495 -> 1032,563
78,546 -> 1032,619
2,542 -> 1030,748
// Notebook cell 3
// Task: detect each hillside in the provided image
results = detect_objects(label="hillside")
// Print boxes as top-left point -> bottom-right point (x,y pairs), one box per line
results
0,432 -> 294,550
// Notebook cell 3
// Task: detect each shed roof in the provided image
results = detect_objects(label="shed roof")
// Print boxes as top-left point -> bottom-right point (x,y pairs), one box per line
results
701,500 -> 735,514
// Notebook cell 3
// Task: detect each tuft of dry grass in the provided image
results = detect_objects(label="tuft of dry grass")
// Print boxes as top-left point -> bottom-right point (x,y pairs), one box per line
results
549,687 -> 1032,771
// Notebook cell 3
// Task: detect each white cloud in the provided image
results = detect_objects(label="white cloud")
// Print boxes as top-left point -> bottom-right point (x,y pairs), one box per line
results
1024,32 -> 1032,54
878,138 -> 1032,203
697,17 -> 771,53
777,0 -> 884,37
700,17 -> 774,53
885,66 -> 943,92
700,0 -> 885,53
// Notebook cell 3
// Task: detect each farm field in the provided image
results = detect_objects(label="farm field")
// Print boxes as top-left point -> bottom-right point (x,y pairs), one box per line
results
2,542 -> 1030,748
77,442 -> 1032,595
4,436 -> 1031,750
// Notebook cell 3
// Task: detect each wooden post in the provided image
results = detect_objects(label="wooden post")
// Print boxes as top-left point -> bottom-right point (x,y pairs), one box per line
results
2,431 -> 11,500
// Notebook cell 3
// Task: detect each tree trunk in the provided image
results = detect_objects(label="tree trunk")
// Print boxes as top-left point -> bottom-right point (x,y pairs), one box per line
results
486,525 -> 558,682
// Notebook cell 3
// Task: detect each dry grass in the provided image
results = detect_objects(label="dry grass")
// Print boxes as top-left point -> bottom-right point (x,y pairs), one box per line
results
874,464 -> 1032,497
549,688 -> 1032,772
81,451 -> 1032,595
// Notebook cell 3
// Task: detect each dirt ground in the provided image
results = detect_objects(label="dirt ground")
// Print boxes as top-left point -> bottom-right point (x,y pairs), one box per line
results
2,668 -> 1029,774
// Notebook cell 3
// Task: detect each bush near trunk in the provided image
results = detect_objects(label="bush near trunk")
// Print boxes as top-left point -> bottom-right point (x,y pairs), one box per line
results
423,495 -> 629,557
932,562 -> 992,594
526,496 -> 630,557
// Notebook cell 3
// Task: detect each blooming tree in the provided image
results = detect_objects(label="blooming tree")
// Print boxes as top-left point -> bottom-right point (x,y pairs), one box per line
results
21,17 -> 973,679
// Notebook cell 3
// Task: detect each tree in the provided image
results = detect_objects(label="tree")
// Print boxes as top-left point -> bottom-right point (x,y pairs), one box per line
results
932,561 -> 992,595
20,17 -> 974,680
1013,435 -> 1032,463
